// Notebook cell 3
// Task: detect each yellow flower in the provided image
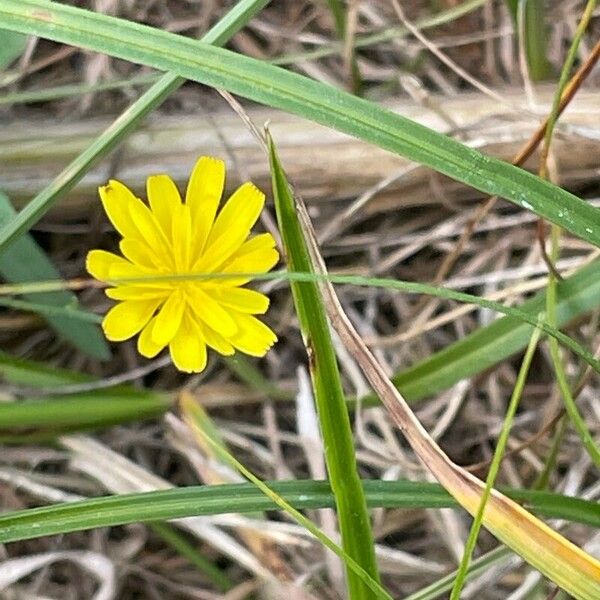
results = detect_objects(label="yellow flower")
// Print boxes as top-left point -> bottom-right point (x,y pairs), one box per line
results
86,156 -> 279,373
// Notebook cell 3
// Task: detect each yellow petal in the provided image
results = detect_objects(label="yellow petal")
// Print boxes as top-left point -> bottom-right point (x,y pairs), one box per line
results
219,235 -> 279,286
186,287 -> 238,337
151,290 -> 185,346
208,287 -> 269,314
228,247 -> 279,274
223,233 -> 279,274
106,286 -> 170,301
147,174 -> 181,240
127,194 -> 172,263
120,239 -> 164,270
99,180 -> 142,239
108,260 -> 153,284
169,314 -> 208,373
172,204 -> 192,272
102,299 -> 161,341
86,249 -> 129,282
186,156 -> 226,258
137,316 -> 166,358
229,312 -> 277,357
233,233 -> 277,257
195,183 -> 265,272
195,317 -> 235,356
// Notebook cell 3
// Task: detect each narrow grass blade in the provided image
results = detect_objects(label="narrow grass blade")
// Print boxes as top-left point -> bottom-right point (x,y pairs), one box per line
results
172,397 -> 297,582
0,350 -> 96,386
150,522 -> 233,592
0,350 -> 171,440
505,0 -> 551,80
0,27 -> 25,69
450,320 -> 542,598
269,135 -> 381,597
0,0 -> 270,250
4,263 -> 600,404
390,258 -> 600,403
0,480 -> 597,544
181,394 -> 392,600
6,270 -> 600,375
272,0 -> 486,66
0,392 -> 171,442
404,546 -> 512,600
0,191 -> 109,359
1,0 -> 600,248
323,0 -> 362,93
0,72 -> 160,105
542,0 -> 600,469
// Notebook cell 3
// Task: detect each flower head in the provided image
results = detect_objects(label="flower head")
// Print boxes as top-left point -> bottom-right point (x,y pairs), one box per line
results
87,157 -> 279,373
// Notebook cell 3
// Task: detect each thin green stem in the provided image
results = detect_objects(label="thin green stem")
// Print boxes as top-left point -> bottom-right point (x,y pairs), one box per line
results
548,334 -> 600,467
2,268 -> 600,377
543,0 -> 600,468
539,0 -> 597,174
405,546 -> 512,600
0,72 -> 159,105
271,0 -> 486,66
510,0 -> 551,81
3,269 -> 600,376
450,318 -> 543,599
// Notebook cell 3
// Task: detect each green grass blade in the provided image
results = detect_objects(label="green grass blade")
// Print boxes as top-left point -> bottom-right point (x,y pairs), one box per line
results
0,350 -> 171,440
0,27 -> 25,69
0,350 -> 95,386
182,396 -> 392,600
0,392 -> 172,442
323,0 -> 362,93
271,0 -> 486,66
269,135 -> 381,597
0,0 -> 270,250
404,546 -> 512,600
150,522 -> 233,592
0,191 -> 109,359
391,259 -> 600,402
0,480 -> 597,544
0,2 -> 487,104
4,260 -> 600,404
543,0 -> 600,469
0,72 -> 159,105
1,0 -> 600,248
4,262 -> 600,403
505,0 -> 551,80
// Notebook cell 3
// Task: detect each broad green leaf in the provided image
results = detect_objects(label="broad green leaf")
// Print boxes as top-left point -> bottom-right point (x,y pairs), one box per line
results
0,191 -> 109,359
0,480 -> 597,544
0,0 -> 600,249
